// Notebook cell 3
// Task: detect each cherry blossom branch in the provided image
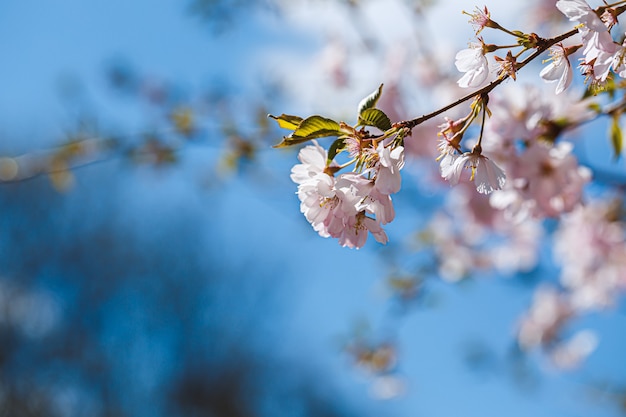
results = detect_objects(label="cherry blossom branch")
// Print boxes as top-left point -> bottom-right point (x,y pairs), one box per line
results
394,28 -> 579,131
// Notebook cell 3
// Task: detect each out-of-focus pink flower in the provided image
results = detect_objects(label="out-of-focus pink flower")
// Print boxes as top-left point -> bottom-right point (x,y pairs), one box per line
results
554,200 -> 626,310
549,330 -> 598,370
518,285 -> 573,349
611,39 -> 626,78
524,142 -> 590,215
491,142 -> 591,219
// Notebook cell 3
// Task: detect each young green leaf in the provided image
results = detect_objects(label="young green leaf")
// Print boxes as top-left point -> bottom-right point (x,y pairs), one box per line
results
358,108 -> 392,132
293,116 -> 341,138
610,113 -> 623,161
357,84 -> 384,116
268,114 -> 304,130
272,115 -> 344,148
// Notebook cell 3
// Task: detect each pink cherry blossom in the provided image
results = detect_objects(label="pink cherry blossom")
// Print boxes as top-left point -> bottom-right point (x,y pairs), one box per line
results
517,285 -> 573,349
335,167 -> 396,225
337,212 -> 388,249
374,143 -> 405,195
549,330 -> 598,370
290,142 -> 395,249
296,173 -> 342,238
465,6 -> 491,34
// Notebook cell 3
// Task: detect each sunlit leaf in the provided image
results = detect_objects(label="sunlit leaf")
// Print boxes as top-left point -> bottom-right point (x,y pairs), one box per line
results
610,113 -> 623,161
268,114 -> 303,130
357,84 -> 383,116
358,108 -> 392,131
272,115 -> 343,148
293,116 -> 342,137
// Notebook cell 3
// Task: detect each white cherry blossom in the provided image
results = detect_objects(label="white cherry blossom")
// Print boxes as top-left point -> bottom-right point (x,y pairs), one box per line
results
290,140 -> 329,184
556,0 -> 620,82
442,150 -> 506,194
540,44 -> 573,94
556,0 -> 606,32
455,43 -> 489,88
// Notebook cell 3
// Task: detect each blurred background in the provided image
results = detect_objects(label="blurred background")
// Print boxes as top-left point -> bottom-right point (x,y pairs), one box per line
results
0,0 -> 626,416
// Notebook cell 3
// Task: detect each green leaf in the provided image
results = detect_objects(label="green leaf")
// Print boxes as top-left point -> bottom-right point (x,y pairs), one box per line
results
358,108 -> 392,132
293,116 -> 341,138
610,113 -> 623,161
327,138 -> 346,164
272,115 -> 343,148
357,84 -> 384,116
268,114 -> 303,130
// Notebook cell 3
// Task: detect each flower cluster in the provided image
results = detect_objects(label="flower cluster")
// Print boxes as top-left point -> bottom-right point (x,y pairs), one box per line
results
517,285 -> 598,370
291,140 -> 404,249
437,96 -> 507,195
425,184 -> 542,282
454,0 -> 626,95
554,199 -> 626,311
486,84 -> 593,220
275,1 -> 626,254
552,0 -> 626,90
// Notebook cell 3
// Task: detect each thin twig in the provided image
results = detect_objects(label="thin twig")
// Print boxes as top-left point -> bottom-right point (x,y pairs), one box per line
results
395,28 -> 579,131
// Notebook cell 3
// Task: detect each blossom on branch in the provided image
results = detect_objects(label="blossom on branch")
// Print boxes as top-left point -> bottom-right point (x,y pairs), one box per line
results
556,0 -> 607,32
464,6 -> 492,34
556,0 -> 620,83
540,44 -> 573,94
290,141 -> 403,249
455,42 -> 489,88
441,149 -> 506,194
374,142 -> 405,195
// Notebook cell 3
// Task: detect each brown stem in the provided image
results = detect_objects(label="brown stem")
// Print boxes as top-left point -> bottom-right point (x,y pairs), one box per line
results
394,28 -> 579,131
